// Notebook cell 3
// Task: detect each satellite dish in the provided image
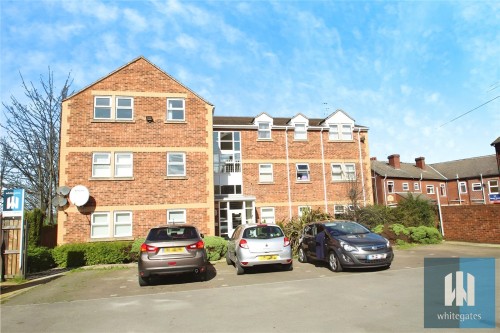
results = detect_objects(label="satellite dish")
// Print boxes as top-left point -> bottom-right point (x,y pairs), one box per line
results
69,185 -> 90,207
58,197 -> 68,207
57,186 -> 71,196
51,196 -> 68,207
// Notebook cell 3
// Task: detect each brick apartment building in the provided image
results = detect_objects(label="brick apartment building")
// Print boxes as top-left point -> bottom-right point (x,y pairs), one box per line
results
371,138 -> 500,206
57,56 -> 373,244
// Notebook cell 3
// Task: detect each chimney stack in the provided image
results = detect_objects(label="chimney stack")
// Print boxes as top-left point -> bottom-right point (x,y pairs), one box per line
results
415,157 -> 426,169
388,154 -> 401,169
370,157 -> 377,161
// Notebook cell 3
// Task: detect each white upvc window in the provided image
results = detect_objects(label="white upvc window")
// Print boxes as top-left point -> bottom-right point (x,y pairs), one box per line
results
257,122 -> 271,139
116,97 -> 134,120
92,152 -> 111,177
489,180 -> 499,194
440,183 -> 446,196
167,209 -> 186,224
114,211 -> 132,237
167,98 -> 185,121
296,163 -> 310,181
459,181 -> 467,194
402,183 -> 409,191
167,152 -> 186,176
294,123 -> 307,140
260,207 -> 275,224
472,183 -> 482,191
341,124 -> 353,140
298,206 -> 311,217
331,163 -> 356,181
114,153 -> 133,177
329,124 -> 339,140
334,205 -> 345,215
259,164 -> 273,183
387,181 -> 395,193
426,185 -> 435,194
91,212 -> 110,238
94,96 -> 112,119
414,182 -> 420,191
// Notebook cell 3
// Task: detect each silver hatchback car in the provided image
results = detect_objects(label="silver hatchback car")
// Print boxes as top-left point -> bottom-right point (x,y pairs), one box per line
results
226,224 -> 293,275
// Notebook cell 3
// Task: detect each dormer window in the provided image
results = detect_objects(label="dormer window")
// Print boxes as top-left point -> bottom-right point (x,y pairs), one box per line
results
294,123 -> 307,140
258,122 -> 271,139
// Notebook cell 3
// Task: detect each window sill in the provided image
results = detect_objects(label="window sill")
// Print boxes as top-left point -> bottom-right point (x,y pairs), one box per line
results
258,182 -> 275,185
164,176 -> 188,180
257,139 -> 273,142
90,177 -> 135,181
331,180 -> 356,183
328,140 -> 354,143
89,236 -> 134,242
91,119 -> 135,123
293,139 -> 308,142
295,180 -> 312,184
164,120 -> 187,124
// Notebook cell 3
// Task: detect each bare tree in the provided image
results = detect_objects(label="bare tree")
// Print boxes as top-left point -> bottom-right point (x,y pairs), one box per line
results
343,176 -> 363,221
1,70 -> 72,223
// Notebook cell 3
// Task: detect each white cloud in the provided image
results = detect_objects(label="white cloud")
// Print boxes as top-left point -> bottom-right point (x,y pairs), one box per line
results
61,0 -> 118,22
123,8 -> 148,32
176,34 -> 198,51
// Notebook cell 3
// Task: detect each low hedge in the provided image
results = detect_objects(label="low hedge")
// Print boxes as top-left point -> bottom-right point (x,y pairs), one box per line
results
52,241 -> 132,268
374,223 -> 442,245
27,246 -> 56,273
203,236 -> 227,261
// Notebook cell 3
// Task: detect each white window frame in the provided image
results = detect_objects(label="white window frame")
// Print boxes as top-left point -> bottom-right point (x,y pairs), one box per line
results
114,152 -> 133,177
472,183 -> 482,191
439,183 -> 446,196
414,182 -> 420,191
115,96 -> 134,120
91,212 -> 110,238
167,152 -> 186,177
260,207 -> 275,224
259,164 -> 273,183
296,163 -> 310,181
167,209 -> 186,224
94,96 -> 112,119
488,180 -> 499,194
334,205 -> 345,215
166,98 -> 185,121
402,183 -> 409,191
459,181 -> 467,194
113,211 -> 132,237
387,181 -> 395,194
257,122 -> 271,140
92,152 -> 111,178
294,123 -> 307,140
329,124 -> 339,140
341,124 -> 353,140
426,185 -> 435,194
298,206 -> 311,217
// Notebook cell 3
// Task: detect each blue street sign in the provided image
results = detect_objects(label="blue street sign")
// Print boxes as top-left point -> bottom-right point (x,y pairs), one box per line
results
2,189 -> 25,217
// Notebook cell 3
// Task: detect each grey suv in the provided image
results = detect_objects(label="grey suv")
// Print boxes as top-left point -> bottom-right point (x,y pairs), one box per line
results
298,221 -> 393,272
138,225 -> 208,286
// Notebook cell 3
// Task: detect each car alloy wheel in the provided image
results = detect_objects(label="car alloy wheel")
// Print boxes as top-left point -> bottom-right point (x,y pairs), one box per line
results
298,247 -> 308,263
328,251 -> 343,272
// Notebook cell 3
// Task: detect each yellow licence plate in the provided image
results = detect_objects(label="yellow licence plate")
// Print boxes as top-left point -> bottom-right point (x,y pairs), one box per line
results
258,255 -> 278,261
163,247 -> 184,253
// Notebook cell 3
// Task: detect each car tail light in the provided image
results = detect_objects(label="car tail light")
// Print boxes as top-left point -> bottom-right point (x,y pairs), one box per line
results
187,240 -> 204,249
140,243 -> 158,253
284,237 -> 290,247
239,239 -> 249,249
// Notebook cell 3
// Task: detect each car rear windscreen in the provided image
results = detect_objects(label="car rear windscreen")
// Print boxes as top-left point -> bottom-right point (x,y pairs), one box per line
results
147,227 -> 198,241
243,226 -> 283,239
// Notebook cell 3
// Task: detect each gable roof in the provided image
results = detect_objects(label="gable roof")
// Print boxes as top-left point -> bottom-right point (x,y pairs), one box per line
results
64,56 -> 213,106
372,154 -> 498,180
428,155 -> 498,179
214,116 -> 368,129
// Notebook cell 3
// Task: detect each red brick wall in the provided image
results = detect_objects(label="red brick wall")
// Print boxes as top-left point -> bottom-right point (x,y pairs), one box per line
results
441,205 -> 500,244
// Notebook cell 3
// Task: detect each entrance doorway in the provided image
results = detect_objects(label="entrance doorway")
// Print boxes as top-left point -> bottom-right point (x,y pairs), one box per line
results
217,200 -> 255,238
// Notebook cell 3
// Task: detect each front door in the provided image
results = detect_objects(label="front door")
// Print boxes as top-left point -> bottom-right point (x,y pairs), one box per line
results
227,209 -> 244,238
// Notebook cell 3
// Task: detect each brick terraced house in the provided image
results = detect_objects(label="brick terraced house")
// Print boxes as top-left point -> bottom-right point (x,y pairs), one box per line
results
371,139 -> 500,207
57,57 -> 373,244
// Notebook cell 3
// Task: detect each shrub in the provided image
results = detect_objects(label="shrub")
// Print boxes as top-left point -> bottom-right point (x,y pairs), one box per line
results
372,224 -> 384,234
204,236 -> 227,261
394,193 -> 437,227
408,226 -> 442,244
84,242 -> 132,266
130,238 -> 145,261
390,223 -> 410,236
25,209 -> 45,247
27,246 -> 56,273
52,243 -> 87,268
358,205 -> 397,229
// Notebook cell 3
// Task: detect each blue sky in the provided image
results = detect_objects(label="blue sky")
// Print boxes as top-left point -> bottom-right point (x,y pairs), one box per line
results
1,0 -> 499,163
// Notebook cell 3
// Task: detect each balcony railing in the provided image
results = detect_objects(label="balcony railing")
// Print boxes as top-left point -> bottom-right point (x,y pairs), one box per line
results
218,161 -> 241,173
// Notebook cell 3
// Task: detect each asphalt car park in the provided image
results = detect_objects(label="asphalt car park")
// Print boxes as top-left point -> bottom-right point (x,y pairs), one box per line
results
1,242 -> 499,332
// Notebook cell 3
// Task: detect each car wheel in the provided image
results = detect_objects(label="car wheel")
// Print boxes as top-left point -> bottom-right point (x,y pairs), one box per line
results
226,251 -> 233,265
298,247 -> 308,263
328,251 -> 343,272
282,263 -> 293,271
138,274 -> 149,287
236,258 -> 245,275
